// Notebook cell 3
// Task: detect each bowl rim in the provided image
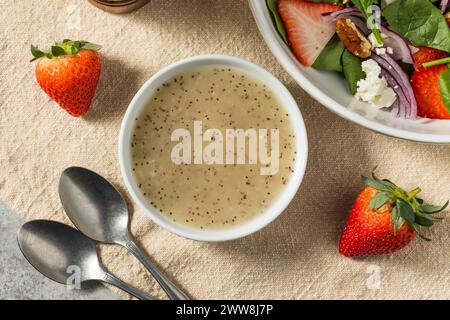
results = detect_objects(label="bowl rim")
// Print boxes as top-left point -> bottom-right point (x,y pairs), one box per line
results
118,54 -> 309,241
249,0 -> 450,144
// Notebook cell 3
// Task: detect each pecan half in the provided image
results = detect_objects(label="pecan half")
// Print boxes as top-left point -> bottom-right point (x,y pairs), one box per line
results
335,18 -> 372,59
446,12 -> 450,27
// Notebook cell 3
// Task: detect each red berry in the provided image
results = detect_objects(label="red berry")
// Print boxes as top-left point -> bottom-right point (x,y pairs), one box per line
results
278,0 -> 343,66
339,187 -> 415,257
339,172 -> 446,257
32,40 -> 101,117
411,65 -> 450,120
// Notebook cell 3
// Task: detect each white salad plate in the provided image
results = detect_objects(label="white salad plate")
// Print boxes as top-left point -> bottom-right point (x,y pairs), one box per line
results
249,0 -> 450,144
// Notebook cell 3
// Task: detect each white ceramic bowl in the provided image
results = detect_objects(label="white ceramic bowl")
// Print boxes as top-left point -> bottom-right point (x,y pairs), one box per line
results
119,55 -> 308,241
249,0 -> 450,143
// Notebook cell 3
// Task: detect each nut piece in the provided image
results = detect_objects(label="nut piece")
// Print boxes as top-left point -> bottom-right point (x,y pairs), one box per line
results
446,12 -> 450,27
335,18 -> 372,59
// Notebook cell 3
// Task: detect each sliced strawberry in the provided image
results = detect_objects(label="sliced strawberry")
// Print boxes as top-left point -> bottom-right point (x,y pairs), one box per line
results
413,46 -> 448,69
278,0 -> 343,66
411,65 -> 450,120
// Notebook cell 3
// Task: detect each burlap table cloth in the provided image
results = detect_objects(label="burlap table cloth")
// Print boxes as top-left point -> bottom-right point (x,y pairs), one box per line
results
2,0 -> 450,300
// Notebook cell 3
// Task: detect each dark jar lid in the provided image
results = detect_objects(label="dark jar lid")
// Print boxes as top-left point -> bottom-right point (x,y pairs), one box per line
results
88,0 -> 150,14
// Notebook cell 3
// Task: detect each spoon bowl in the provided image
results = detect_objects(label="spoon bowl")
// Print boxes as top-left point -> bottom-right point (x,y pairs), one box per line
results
59,167 -> 129,243
18,220 -> 104,284
17,220 -> 154,300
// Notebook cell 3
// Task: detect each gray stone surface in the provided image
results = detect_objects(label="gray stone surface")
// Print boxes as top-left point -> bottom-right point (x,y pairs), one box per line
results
0,203 -> 119,300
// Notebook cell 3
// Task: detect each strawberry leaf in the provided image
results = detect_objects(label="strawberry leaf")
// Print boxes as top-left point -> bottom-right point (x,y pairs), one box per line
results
81,42 -> 102,51
362,176 -> 393,192
30,39 -> 101,61
51,46 -> 65,57
396,199 -> 415,225
415,215 -> 434,227
30,45 -> 45,62
412,225 -> 432,241
421,201 -> 449,214
362,169 -> 447,242
369,192 -> 390,210
391,206 -> 405,235
391,206 -> 399,235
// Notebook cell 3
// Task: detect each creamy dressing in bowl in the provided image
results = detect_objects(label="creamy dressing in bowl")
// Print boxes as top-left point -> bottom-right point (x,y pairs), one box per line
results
131,66 -> 296,230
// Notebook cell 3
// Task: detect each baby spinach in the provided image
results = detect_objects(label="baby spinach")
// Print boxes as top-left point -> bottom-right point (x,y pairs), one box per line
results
383,0 -> 450,52
342,50 -> 365,95
312,35 -> 345,72
267,0 -> 289,44
312,39 -> 366,95
439,68 -> 450,113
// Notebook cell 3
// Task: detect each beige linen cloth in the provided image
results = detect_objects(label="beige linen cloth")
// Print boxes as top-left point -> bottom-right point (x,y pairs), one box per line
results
2,0 -> 450,300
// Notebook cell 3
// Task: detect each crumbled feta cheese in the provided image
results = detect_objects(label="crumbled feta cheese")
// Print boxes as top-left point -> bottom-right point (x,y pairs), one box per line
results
369,33 -> 395,57
375,47 -> 386,55
355,59 -> 397,109
369,33 -> 384,48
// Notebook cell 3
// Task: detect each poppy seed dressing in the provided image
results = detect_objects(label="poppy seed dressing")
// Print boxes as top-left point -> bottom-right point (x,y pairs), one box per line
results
131,66 -> 296,230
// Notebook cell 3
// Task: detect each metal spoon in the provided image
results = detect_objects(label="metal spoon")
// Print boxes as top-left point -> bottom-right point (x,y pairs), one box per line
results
58,167 -> 189,300
17,220 -> 154,300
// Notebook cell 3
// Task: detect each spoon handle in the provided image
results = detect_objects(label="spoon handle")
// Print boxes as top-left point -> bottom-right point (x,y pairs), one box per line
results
103,272 -> 155,300
124,239 -> 190,300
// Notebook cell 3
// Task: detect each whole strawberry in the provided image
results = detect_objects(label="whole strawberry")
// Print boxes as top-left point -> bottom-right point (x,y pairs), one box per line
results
31,40 -> 101,117
339,171 -> 447,257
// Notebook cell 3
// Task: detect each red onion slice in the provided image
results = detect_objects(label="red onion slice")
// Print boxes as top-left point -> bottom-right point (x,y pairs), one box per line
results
380,25 -> 414,65
322,8 -> 369,34
379,52 -> 415,104
390,96 -> 401,118
380,66 -> 410,118
441,0 -> 450,13
371,52 -> 417,119
371,54 -> 411,104
322,7 -> 363,21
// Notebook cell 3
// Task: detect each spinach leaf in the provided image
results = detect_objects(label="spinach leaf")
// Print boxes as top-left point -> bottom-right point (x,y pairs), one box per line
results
383,0 -> 450,52
312,34 -> 345,72
439,68 -> 450,113
267,0 -> 288,45
342,50 -> 365,95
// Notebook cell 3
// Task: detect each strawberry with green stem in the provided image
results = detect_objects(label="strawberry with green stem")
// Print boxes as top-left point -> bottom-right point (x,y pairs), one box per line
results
31,39 -> 102,117
339,170 -> 447,257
